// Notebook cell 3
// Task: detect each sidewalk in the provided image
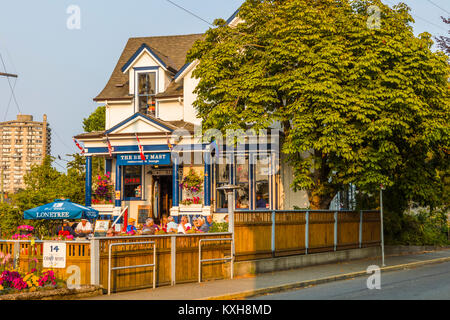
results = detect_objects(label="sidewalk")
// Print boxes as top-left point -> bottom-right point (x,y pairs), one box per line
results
85,248 -> 450,300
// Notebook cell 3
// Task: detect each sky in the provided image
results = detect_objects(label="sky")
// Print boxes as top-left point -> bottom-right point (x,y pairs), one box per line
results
0,0 -> 448,171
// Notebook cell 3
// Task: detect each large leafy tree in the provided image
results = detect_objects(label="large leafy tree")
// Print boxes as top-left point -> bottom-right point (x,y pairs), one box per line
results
187,0 -> 450,209
12,155 -> 86,237
82,105 -> 106,174
82,105 -> 106,133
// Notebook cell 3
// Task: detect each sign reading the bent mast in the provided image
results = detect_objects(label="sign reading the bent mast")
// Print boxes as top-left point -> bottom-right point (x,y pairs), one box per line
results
116,153 -> 171,166
43,242 -> 67,268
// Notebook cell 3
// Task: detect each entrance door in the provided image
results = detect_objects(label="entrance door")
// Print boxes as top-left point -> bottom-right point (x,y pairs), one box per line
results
152,175 -> 172,220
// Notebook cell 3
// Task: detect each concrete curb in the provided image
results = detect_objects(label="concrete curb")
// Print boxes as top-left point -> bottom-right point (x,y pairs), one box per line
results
0,285 -> 103,300
202,256 -> 450,300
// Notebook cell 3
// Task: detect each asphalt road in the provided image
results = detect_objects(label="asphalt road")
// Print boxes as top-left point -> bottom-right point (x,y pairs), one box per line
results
249,261 -> 450,300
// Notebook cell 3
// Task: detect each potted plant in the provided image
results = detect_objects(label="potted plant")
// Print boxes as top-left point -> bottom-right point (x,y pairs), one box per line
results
179,168 -> 203,207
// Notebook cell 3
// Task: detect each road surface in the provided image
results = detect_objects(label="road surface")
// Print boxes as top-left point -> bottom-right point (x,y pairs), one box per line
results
249,261 -> 450,300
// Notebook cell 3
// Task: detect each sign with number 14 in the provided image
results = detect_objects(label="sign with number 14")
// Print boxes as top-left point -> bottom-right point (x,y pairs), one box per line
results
43,242 -> 67,268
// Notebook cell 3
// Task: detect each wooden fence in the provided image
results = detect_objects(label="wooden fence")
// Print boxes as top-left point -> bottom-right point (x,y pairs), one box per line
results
95,233 -> 232,293
0,209 -> 381,293
234,210 -> 381,261
0,240 -> 91,284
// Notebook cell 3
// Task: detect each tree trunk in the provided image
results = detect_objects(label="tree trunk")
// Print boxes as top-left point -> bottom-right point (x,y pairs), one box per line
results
307,151 -> 337,210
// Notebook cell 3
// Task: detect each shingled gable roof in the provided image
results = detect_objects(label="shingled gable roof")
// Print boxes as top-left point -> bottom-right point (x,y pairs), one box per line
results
94,33 -> 203,102
74,113 -> 196,140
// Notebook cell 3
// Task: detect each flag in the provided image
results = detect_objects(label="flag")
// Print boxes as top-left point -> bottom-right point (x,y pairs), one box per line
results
122,207 -> 128,233
73,137 -> 85,155
166,133 -> 173,151
106,136 -> 113,157
135,133 -> 146,161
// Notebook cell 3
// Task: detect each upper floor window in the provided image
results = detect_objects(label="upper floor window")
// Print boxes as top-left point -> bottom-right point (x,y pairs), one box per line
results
137,71 -> 157,116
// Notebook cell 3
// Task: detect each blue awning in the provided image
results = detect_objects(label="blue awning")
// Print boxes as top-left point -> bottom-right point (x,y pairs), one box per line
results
23,199 -> 99,220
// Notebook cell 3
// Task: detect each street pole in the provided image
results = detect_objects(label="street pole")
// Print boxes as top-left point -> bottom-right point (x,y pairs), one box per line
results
380,185 -> 385,267
227,190 -> 236,261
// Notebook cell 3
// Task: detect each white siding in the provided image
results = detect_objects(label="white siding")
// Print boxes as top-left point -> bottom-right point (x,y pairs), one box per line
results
158,100 -> 183,121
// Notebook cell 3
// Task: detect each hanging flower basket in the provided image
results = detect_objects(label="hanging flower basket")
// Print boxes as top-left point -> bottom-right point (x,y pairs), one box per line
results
180,168 -> 203,206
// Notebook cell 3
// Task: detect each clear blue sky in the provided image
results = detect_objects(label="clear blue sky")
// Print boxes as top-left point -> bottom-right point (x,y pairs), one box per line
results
0,0 -> 448,171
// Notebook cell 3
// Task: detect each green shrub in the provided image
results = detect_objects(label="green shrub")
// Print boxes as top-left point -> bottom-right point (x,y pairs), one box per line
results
384,208 -> 449,246
209,222 -> 229,233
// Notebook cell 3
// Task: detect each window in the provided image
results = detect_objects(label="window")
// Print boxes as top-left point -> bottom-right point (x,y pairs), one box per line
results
255,155 -> 270,209
123,166 -> 142,199
235,155 -> 249,209
215,156 -> 230,211
137,72 -> 157,116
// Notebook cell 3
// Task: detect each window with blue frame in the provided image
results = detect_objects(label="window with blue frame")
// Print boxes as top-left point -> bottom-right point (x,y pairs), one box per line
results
123,165 -> 142,200
215,156 -> 230,211
255,155 -> 270,209
137,72 -> 156,116
235,155 -> 249,209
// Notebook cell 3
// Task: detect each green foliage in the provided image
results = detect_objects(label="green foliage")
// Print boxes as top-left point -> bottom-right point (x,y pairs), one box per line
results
82,106 -> 105,175
208,222 -> 229,233
384,208 -> 449,246
82,106 -> 106,132
187,0 -> 450,209
0,203 -> 22,238
12,155 -> 86,238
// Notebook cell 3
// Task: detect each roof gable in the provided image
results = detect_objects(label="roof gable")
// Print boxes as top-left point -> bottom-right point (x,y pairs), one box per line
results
105,113 -> 175,135
94,34 -> 204,101
121,44 -> 169,73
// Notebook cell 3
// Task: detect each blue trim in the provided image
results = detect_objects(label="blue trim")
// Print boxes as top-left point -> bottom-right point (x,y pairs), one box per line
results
133,66 -> 159,71
173,63 -> 190,80
121,44 -> 168,73
204,153 -> 211,206
87,143 -> 210,155
115,161 -> 122,207
105,112 -> 174,135
85,156 -> 92,207
226,8 -> 240,24
105,159 -> 112,175
172,158 -> 179,207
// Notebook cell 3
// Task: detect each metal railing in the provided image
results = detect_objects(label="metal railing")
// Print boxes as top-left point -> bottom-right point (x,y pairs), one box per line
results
198,238 -> 233,283
108,241 -> 156,295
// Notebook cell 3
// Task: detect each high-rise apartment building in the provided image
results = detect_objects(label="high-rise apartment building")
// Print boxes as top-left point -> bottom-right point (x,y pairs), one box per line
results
0,114 -> 51,195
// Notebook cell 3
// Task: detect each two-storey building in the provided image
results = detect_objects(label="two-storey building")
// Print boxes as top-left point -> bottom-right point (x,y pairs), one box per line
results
75,12 -> 310,226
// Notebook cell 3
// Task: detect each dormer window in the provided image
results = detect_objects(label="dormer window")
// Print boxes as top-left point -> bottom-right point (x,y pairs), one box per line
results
136,70 -> 157,116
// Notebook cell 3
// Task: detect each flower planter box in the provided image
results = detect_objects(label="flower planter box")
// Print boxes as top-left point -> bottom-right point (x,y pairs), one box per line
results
92,204 -> 114,214
179,204 -> 203,213
0,285 -> 103,300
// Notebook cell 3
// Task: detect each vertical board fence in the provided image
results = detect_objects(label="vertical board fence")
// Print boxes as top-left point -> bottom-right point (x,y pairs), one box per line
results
234,210 -> 381,261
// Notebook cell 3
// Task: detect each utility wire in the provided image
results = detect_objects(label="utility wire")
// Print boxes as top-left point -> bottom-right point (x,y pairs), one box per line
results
384,0 -> 448,33
53,129 -> 76,153
164,0 -> 213,26
53,159 -> 67,171
0,52 -> 21,114
3,78 -> 17,121
425,0 -> 450,16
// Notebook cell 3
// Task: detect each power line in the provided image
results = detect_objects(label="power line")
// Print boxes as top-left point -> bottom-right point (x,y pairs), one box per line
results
425,0 -> 450,16
0,52 -> 21,114
384,0 -> 448,33
3,78 -> 17,121
53,159 -> 67,171
53,129 -> 76,153
164,0 -> 213,26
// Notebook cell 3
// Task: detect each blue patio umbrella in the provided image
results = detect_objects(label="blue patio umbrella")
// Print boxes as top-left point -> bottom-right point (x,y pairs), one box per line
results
23,199 -> 99,220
